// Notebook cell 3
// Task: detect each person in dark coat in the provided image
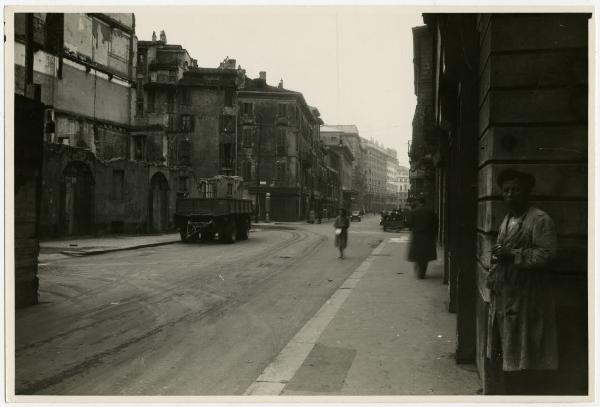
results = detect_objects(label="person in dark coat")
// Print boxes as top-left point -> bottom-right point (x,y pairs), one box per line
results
406,197 -> 438,278
334,208 -> 350,259
486,169 -> 558,394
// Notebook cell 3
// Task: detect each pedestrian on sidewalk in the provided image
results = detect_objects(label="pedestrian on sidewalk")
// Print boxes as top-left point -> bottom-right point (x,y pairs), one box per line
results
333,208 -> 350,259
485,169 -> 558,395
406,197 -> 437,279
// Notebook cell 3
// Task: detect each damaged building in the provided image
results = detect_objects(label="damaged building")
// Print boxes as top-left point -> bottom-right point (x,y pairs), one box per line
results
14,13 -> 195,237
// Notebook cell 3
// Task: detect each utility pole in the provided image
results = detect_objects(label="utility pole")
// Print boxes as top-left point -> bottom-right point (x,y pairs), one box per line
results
254,114 -> 262,223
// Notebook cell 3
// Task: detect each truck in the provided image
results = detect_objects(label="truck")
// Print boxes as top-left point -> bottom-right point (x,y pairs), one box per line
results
174,176 -> 253,243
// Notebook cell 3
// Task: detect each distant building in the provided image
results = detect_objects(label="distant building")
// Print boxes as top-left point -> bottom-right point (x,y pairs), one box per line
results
385,151 -> 401,210
361,138 -> 390,212
320,129 -> 354,211
236,73 -> 324,221
397,165 -> 410,209
320,125 -> 366,211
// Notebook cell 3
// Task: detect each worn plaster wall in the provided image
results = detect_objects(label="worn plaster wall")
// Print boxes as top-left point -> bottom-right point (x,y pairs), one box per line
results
40,144 -> 180,237
189,88 -> 224,178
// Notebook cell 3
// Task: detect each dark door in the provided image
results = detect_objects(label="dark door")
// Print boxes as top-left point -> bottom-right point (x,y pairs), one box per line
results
61,161 -> 94,235
149,172 -> 169,232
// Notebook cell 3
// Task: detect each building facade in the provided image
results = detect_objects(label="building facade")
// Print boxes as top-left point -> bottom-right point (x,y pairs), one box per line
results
320,125 -> 366,211
385,148 -> 401,210
321,131 -> 355,211
411,13 -> 589,394
14,13 -> 179,238
236,73 -> 325,221
397,165 -> 410,209
362,138 -> 389,213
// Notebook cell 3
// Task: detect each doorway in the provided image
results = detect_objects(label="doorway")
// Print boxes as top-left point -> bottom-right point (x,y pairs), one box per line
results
61,161 -> 94,236
149,172 -> 169,232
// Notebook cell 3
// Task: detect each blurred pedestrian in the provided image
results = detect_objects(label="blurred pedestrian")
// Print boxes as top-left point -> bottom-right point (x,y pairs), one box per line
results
334,208 -> 350,259
406,197 -> 437,279
486,169 -> 558,394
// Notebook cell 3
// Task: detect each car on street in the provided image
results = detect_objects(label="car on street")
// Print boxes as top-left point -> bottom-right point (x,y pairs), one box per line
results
350,211 -> 362,222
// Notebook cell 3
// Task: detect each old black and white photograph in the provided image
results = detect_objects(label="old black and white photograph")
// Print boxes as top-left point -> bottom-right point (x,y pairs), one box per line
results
6,4 -> 593,402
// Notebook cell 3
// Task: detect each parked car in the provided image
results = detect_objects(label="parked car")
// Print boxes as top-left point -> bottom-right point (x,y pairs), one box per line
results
381,209 -> 406,231
350,211 -> 362,222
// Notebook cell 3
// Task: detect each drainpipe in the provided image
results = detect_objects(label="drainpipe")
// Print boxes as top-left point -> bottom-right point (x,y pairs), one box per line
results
254,114 -> 262,223
235,103 -> 238,176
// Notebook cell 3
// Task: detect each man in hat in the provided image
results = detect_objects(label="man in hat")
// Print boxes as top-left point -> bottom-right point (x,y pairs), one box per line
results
486,168 -> 558,394
406,197 -> 438,279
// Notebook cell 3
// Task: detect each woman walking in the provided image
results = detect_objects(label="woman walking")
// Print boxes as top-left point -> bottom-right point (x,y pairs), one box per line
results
334,208 -> 350,259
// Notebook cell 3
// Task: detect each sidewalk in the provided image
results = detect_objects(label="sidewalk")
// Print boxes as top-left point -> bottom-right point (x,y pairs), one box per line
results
39,233 -> 181,262
247,233 -> 481,396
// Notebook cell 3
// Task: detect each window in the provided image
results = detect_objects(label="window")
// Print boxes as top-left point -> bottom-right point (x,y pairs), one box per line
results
277,128 -> 286,155
181,88 -> 192,105
242,161 -> 253,181
276,162 -> 287,185
178,176 -> 188,192
169,70 -> 177,83
243,102 -> 253,115
112,170 -> 124,201
178,139 -> 191,166
147,91 -> 155,112
167,91 -> 175,113
133,135 -> 146,161
278,103 -> 287,117
136,99 -> 144,117
167,115 -> 176,131
242,128 -> 253,147
227,183 -> 233,196
180,115 -> 193,131
221,143 -> 234,170
224,89 -> 234,107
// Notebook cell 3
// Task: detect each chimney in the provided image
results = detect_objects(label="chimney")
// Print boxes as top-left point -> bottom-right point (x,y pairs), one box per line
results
278,79 -> 283,89
259,71 -> 266,82
219,57 -> 237,70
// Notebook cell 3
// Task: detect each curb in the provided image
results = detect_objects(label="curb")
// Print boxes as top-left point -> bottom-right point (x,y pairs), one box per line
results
59,240 -> 180,257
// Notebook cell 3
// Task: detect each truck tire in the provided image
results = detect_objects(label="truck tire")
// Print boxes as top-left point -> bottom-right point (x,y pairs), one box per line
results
237,218 -> 250,240
222,220 -> 237,244
180,228 -> 200,243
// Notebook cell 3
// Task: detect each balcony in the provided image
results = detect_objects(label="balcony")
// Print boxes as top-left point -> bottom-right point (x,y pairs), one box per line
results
275,115 -> 289,125
135,114 -> 168,128
148,61 -> 180,71
223,106 -> 237,116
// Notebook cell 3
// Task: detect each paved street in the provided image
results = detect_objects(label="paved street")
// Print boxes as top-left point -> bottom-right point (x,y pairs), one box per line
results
15,215 -> 480,396
17,217 -> 382,395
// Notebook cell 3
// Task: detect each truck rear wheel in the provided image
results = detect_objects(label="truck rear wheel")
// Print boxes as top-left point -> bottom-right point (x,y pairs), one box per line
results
180,228 -> 199,242
237,218 -> 250,240
222,220 -> 237,244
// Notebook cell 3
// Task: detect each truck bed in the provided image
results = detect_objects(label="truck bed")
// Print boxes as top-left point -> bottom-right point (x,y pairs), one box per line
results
175,198 -> 253,217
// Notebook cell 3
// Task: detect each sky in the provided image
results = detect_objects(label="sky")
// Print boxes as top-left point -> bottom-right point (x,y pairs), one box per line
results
135,7 -> 424,167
